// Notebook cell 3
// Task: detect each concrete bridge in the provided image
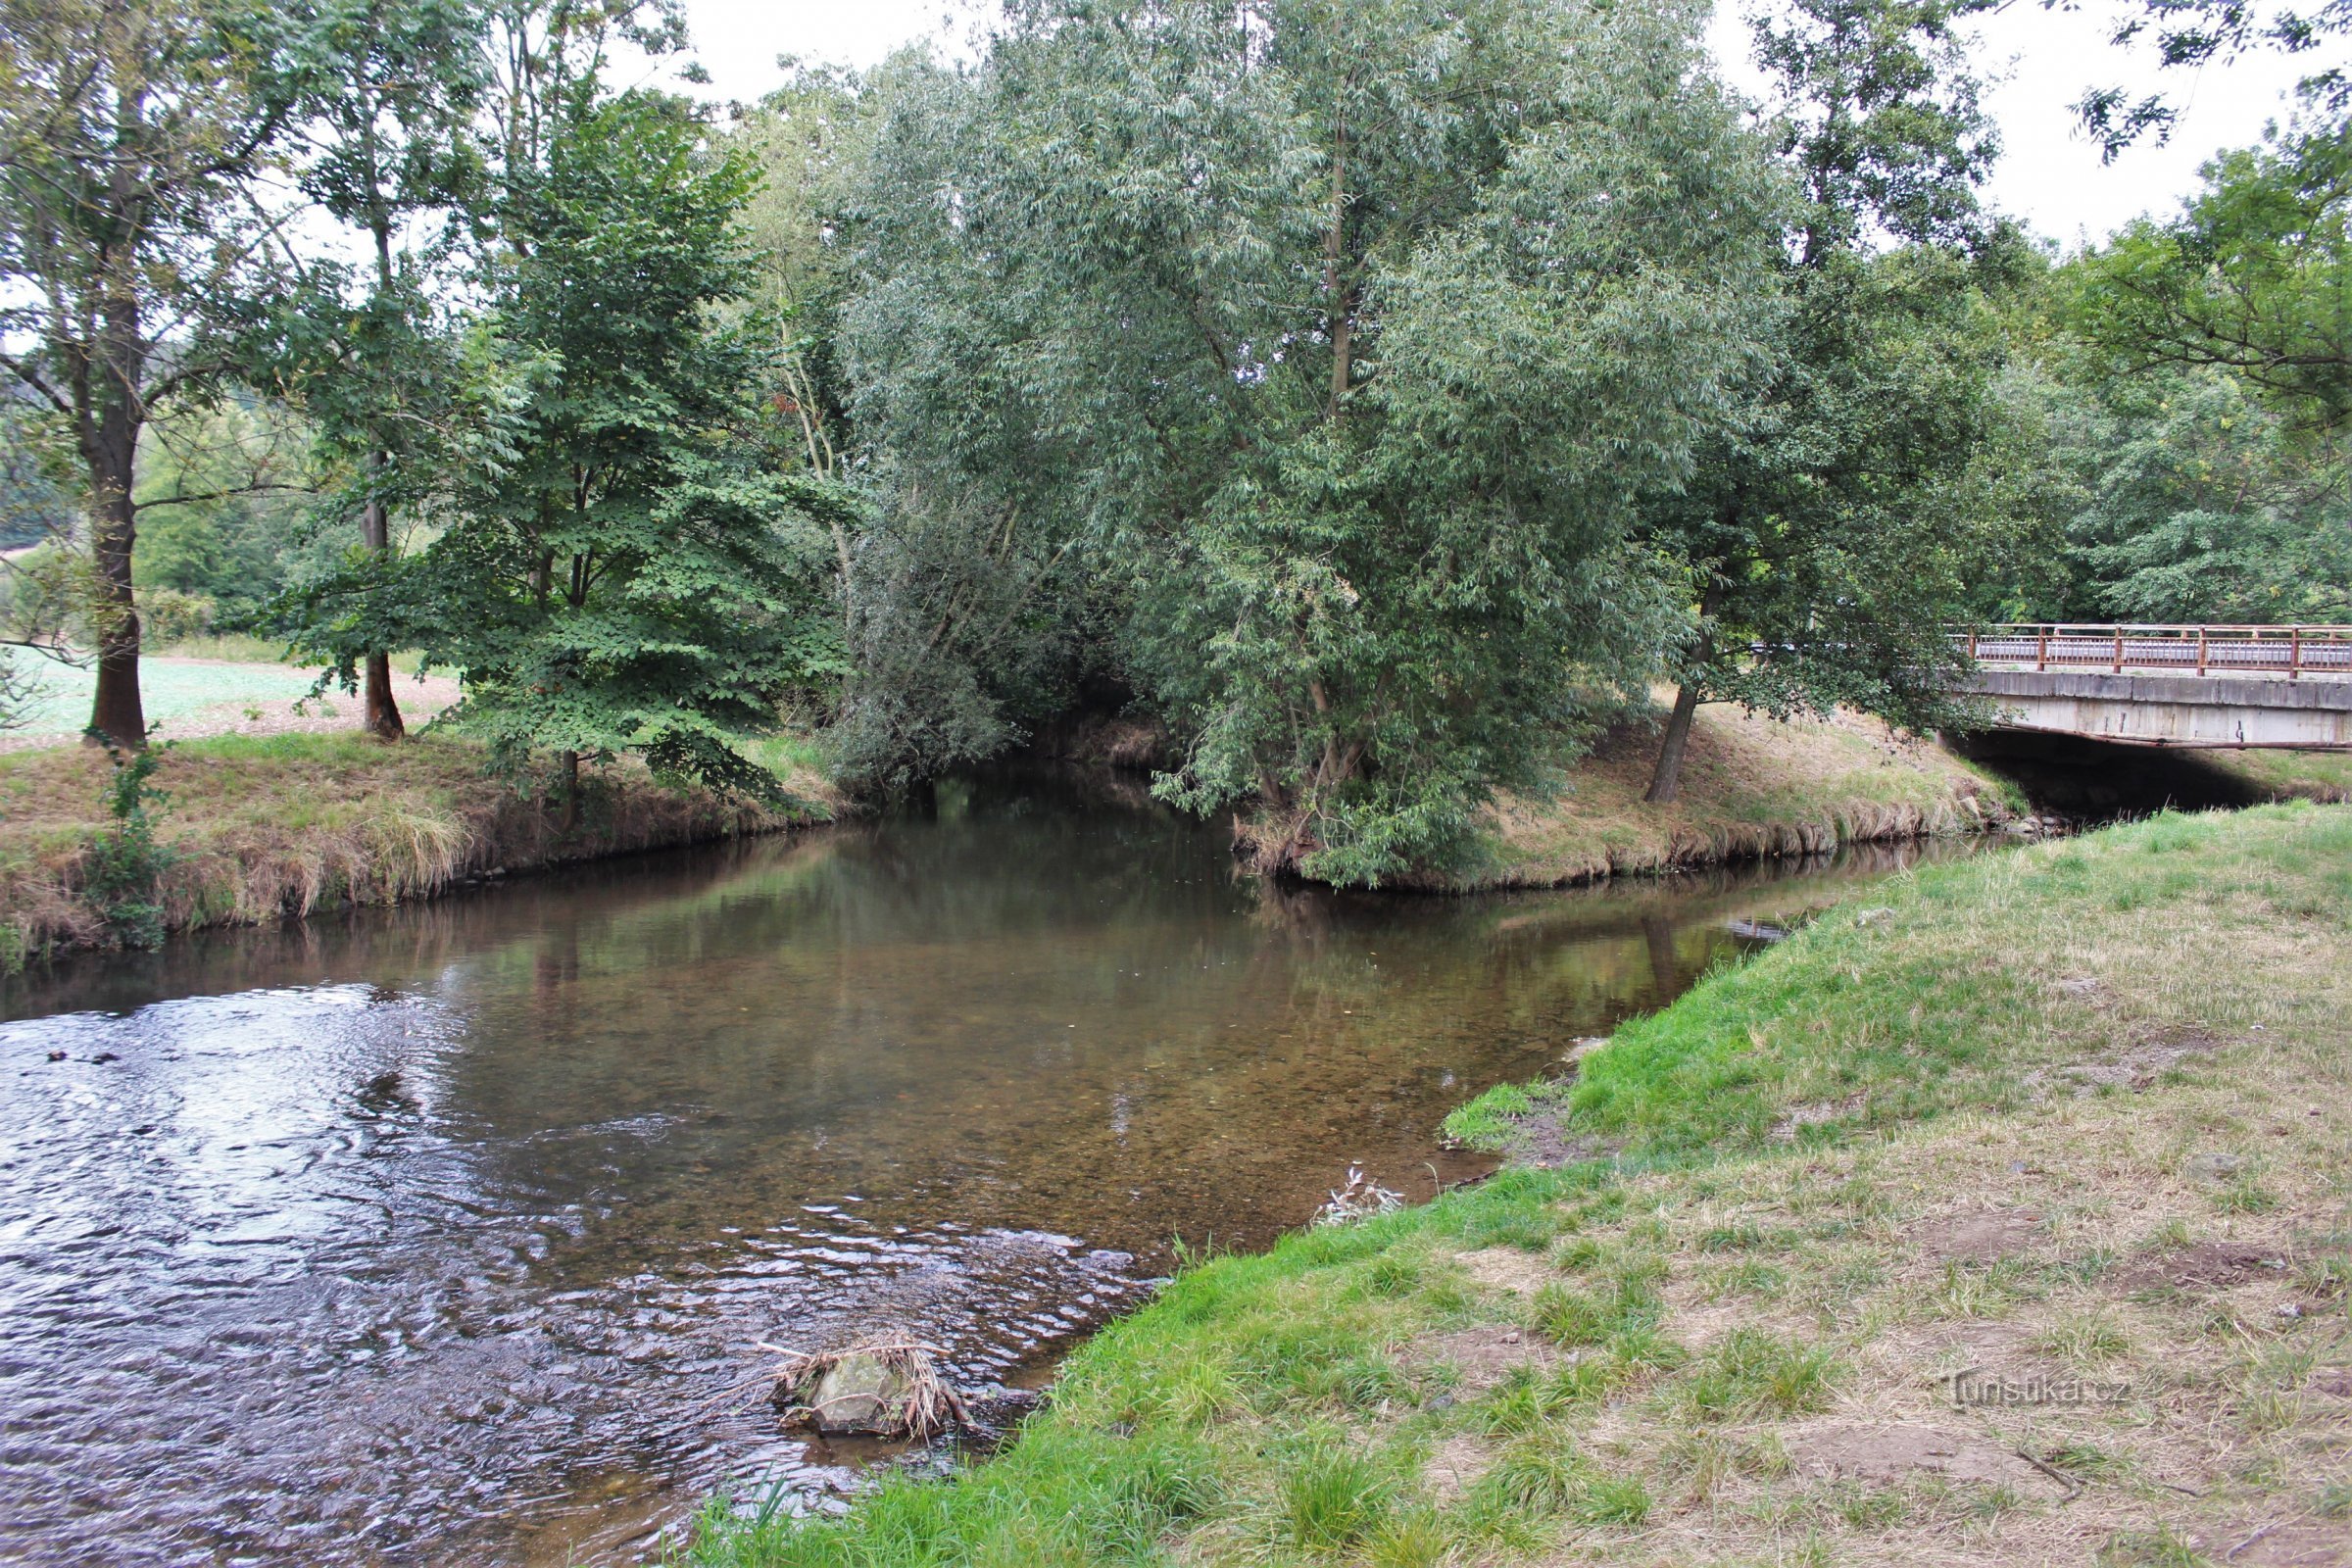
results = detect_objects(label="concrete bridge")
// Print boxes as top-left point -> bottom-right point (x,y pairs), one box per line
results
1952,625 -> 2352,751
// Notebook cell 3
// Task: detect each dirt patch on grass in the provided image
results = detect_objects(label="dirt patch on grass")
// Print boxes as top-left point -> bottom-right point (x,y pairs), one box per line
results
2220,1520 -> 2352,1566
1906,1208 -> 2044,1263
1421,1435 -> 1496,1503
1454,1248 -> 1555,1297
2027,1029 -> 2224,1098
1458,1101 -> 1619,1168
2118,1242 -> 2292,1294
1788,1422 -> 2070,1495
1417,1323 -> 1556,1394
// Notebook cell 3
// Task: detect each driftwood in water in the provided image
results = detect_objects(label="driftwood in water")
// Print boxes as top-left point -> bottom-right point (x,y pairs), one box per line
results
766,1340 -> 974,1440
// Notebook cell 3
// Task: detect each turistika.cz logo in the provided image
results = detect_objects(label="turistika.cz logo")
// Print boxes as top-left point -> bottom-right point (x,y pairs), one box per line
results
1943,1367 -> 2132,1408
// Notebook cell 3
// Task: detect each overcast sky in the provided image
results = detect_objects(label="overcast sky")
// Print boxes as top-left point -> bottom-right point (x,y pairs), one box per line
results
659,0 -> 2322,249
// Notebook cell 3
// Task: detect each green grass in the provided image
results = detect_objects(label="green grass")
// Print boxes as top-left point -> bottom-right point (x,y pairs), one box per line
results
686,802 -> 2352,1567
2212,748 -> 2352,804
7,653 -> 330,739
0,729 -> 836,964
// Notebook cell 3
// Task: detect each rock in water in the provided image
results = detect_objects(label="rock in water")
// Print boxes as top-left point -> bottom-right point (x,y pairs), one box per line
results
770,1342 -> 972,1438
806,1351 -> 908,1434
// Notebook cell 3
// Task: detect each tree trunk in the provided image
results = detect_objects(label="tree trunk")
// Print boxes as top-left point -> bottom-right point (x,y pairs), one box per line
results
556,748 -> 580,832
1647,580 -> 1726,806
84,316 -> 145,750
358,492 -> 405,740
1643,677 -> 1703,805
359,221 -> 404,742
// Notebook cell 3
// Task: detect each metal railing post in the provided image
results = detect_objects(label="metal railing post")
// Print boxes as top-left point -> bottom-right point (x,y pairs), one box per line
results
2036,630 -> 2048,671
2292,626 -> 2302,680
2197,626 -> 2208,675
2114,627 -> 2125,672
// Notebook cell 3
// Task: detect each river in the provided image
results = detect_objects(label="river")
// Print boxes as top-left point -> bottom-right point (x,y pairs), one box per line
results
0,773 -> 1983,1565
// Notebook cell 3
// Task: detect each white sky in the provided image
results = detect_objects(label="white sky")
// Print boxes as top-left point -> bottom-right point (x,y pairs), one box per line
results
662,0 -> 2326,249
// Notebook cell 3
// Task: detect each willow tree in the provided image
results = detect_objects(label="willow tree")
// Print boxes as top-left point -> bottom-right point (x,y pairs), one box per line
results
848,0 -> 1783,882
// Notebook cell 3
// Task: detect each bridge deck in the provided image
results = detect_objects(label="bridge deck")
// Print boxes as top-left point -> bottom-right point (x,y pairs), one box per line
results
1950,628 -> 2352,749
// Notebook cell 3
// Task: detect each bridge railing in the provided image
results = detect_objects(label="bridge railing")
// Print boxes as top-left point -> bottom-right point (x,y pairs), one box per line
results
1957,623 -> 2352,679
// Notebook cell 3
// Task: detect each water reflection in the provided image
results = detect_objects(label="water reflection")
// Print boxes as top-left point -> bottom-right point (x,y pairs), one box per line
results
0,775 -> 1984,1564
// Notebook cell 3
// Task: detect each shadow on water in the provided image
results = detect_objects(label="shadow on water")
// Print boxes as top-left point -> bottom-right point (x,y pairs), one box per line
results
0,772 -> 1992,1566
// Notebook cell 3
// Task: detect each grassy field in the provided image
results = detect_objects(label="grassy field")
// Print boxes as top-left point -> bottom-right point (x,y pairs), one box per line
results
0,731 -> 838,968
1429,704 -> 2024,892
687,804 -> 2352,1567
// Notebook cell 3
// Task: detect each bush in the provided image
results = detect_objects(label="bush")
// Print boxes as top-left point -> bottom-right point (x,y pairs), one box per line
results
77,740 -> 176,949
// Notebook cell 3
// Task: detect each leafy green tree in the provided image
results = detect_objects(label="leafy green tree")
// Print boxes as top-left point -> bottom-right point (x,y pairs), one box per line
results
847,0 -> 1783,882
2072,119 -> 2352,434
1640,0 -> 2019,804
259,0 -> 491,739
2052,366 -> 2352,620
0,0 -> 297,748
379,84 -> 845,814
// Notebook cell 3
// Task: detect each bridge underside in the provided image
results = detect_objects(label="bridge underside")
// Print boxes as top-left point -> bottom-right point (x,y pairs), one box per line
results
1957,670 -> 2352,751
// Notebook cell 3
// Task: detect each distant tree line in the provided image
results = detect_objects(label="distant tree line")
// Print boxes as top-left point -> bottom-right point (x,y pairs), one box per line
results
1,0 -> 2346,881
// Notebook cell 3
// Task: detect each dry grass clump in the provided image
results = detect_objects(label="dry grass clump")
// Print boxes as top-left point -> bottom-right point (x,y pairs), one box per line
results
0,731 -> 838,964
1443,701 -> 2017,892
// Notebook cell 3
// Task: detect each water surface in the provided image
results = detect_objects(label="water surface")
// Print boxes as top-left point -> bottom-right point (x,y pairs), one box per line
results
0,774 -> 1973,1564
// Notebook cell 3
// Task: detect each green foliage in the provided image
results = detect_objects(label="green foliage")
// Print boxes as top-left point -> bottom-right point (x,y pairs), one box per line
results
846,0 -> 1783,879
2073,116 -> 2352,433
310,77 -> 853,802
0,403 -> 76,551
1646,0 -> 2024,799
77,737 -> 178,949
130,402 -> 313,621
2050,367 -> 2352,620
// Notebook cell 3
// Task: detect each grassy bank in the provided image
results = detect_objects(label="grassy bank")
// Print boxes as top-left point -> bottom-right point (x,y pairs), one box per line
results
1428,704 -> 2020,892
0,731 -> 838,967
2213,748 -> 2352,805
690,804 -> 2352,1567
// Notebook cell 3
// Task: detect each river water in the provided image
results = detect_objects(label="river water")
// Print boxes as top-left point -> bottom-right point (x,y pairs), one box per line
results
0,773 -> 1976,1565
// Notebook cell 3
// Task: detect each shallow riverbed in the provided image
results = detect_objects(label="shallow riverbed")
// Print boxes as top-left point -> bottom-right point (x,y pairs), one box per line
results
0,773 -> 1983,1565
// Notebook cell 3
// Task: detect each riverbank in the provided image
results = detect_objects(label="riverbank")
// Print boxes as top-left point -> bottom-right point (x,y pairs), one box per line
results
689,803 -> 2352,1566
0,732 -> 839,969
1415,703 -> 2020,892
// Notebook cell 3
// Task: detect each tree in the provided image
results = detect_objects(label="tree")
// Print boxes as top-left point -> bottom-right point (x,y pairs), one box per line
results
265,0 -> 490,739
377,84 -> 845,813
2044,365 -> 2352,620
0,0 -> 295,748
1640,0 -> 2018,805
847,0 -> 1783,882
2072,119 -> 2352,435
